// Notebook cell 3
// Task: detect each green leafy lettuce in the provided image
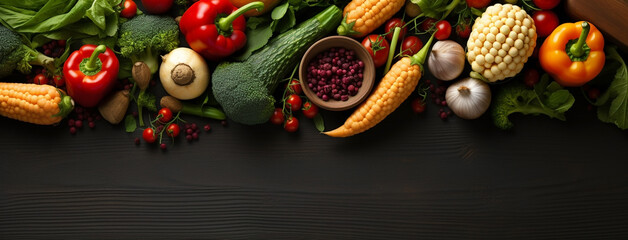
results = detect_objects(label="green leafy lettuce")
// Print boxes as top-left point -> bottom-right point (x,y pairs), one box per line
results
0,0 -> 120,47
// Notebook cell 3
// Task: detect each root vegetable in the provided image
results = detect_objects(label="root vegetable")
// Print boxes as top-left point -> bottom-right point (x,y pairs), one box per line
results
98,90 -> 131,124
428,40 -> 465,81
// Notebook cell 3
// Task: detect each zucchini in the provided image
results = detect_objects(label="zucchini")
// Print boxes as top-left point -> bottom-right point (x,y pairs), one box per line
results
212,5 -> 342,125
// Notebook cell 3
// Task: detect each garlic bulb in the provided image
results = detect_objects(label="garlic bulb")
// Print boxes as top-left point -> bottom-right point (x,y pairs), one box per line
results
445,77 -> 491,119
428,40 -> 466,81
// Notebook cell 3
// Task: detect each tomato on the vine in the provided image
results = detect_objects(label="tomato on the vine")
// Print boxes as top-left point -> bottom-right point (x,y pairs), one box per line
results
286,94 -> 302,112
142,128 -> 157,143
53,75 -> 64,87
435,20 -> 452,40
532,10 -> 559,38
411,98 -> 426,114
456,23 -> 471,39
166,123 -> 180,137
141,0 -> 173,14
33,73 -> 48,85
420,18 -> 437,31
284,116 -> 299,132
120,0 -> 137,18
533,0 -> 561,10
270,108 -> 284,125
523,68 -> 540,88
302,102 -> 319,119
401,36 -> 423,56
157,107 -> 173,123
288,79 -> 302,95
361,34 -> 389,68
384,18 -> 407,41
466,0 -> 491,9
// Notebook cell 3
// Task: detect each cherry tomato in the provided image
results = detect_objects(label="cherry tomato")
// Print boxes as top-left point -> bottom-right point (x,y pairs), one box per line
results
288,79 -> 302,95
361,35 -> 390,68
532,10 -> 560,38
142,128 -> 157,143
141,0 -> 173,14
523,68 -> 540,88
411,98 -> 426,114
33,73 -> 49,85
533,0 -> 561,10
384,18 -> 407,41
53,75 -> 64,87
302,102 -> 319,119
166,123 -> 180,137
286,94 -> 302,112
120,0 -> 137,18
284,116 -> 299,132
466,0 -> 491,9
435,20 -> 452,40
157,107 -> 173,123
270,108 -> 284,125
401,36 -> 423,56
456,23 -> 471,39
420,18 -> 437,31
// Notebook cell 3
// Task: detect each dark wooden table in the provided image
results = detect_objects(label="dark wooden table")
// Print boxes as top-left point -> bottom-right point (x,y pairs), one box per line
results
2,1 -> 628,239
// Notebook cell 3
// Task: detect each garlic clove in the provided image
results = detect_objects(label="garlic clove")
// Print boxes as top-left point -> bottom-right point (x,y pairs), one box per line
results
445,77 -> 492,119
428,40 -> 466,81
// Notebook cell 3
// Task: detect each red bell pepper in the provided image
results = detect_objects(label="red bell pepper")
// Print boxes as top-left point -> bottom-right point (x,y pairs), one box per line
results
179,0 -> 264,61
63,45 -> 119,107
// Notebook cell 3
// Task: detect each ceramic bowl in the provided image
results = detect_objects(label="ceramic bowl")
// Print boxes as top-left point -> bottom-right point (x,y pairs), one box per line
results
299,36 -> 376,111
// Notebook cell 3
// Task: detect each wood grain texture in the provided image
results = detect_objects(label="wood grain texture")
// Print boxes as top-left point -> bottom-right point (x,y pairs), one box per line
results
565,0 -> 628,51
2,185 -> 628,239
2,1 -> 628,239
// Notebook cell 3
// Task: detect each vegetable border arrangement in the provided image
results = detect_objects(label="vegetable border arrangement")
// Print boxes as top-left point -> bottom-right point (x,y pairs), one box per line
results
1,0 -> 626,149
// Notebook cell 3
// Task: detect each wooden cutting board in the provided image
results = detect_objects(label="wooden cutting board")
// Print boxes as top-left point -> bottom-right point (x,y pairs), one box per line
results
565,0 -> 628,51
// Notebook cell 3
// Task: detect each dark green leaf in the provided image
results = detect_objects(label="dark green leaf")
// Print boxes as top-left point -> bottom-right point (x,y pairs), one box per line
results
314,114 -> 324,132
275,8 -> 296,33
246,17 -> 267,30
233,24 -> 273,61
124,115 -> 136,133
547,89 -> 570,109
593,46 -> 628,130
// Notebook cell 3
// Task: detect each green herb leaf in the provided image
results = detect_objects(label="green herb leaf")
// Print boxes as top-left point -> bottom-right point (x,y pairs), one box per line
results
275,8 -> 296,33
271,1 -> 290,20
592,46 -> 628,130
547,89 -> 570,109
246,17 -> 267,30
124,115 -> 136,133
233,24 -> 273,61
314,114 -> 325,132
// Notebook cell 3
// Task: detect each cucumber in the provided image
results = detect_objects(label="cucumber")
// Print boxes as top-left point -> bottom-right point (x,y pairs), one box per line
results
212,5 -> 342,125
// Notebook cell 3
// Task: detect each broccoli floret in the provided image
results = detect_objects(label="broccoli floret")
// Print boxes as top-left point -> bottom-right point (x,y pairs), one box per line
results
117,14 -> 179,74
491,77 -> 575,130
212,61 -> 276,125
0,26 -> 55,79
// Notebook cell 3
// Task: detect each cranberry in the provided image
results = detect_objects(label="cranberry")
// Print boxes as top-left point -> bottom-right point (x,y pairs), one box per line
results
221,120 -> 228,127
160,143 -> 167,150
69,127 -> 77,135
204,124 -> 211,132
134,138 -> 141,145
75,120 -> 83,128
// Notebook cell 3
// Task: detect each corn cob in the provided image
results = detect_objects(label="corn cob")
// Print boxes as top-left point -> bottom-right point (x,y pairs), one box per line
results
324,34 -> 435,137
0,82 -> 74,125
337,0 -> 405,38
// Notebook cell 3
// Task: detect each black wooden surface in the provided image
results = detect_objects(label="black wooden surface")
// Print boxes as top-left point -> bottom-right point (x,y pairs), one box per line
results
3,1 -> 628,239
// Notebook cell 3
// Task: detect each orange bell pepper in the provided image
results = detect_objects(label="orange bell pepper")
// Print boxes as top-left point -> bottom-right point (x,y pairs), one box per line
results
539,21 -> 605,87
